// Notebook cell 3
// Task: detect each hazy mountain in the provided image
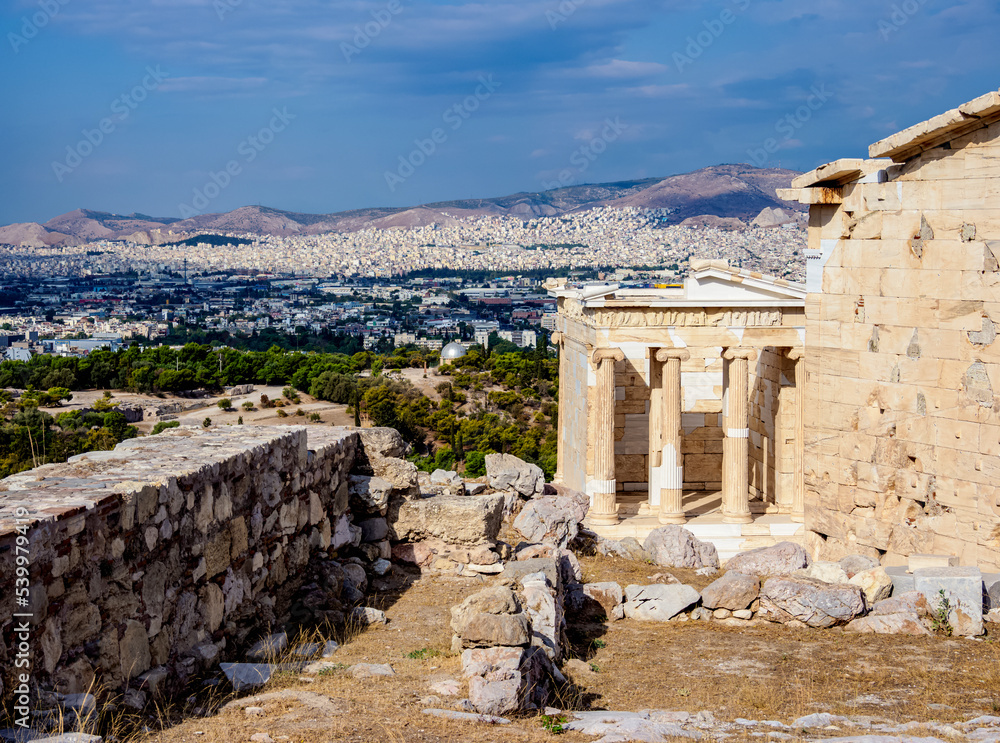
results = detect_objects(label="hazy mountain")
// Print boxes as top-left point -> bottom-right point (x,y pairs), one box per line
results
1,164 -> 803,247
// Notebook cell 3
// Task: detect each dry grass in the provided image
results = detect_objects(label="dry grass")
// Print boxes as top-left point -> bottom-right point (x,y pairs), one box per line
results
73,554 -> 998,742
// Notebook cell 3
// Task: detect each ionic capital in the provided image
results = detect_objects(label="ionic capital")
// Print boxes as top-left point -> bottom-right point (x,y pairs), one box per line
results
723,347 -> 758,362
655,348 -> 691,363
786,347 -> 804,362
550,331 -> 564,346
591,348 -> 625,366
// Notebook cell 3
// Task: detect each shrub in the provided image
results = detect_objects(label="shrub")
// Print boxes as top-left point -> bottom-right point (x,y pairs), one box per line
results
202,417 -> 212,428
151,420 -> 180,436
218,398 -> 232,411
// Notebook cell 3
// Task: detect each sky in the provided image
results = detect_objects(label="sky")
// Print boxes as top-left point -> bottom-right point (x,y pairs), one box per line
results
1,0 -> 998,225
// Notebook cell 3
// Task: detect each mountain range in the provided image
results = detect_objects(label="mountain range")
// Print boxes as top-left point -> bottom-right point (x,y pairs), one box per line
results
0,164 -> 803,248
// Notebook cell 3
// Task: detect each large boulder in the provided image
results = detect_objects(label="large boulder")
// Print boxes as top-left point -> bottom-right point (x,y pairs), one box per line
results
794,561 -> 849,585
459,614 -> 531,647
372,458 -> 420,496
846,591 -> 933,636
349,476 -> 393,516
486,454 -> 544,499
356,427 -> 407,461
700,571 -> 760,611
581,582 -> 625,621
389,493 -> 505,546
642,526 -> 719,570
623,584 -> 700,622
462,646 -> 554,715
726,542 -> 809,577
758,576 -> 866,628
513,498 -> 580,548
450,587 -> 521,634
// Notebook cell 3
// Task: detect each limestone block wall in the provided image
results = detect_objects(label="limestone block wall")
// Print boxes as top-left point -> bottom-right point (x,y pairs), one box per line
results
748,349 -> 795,506
804,120 -> 1000,570
0,426 -> 359,697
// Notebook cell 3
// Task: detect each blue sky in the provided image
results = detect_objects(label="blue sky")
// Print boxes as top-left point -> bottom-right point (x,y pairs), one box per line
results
1,0 -> 998,225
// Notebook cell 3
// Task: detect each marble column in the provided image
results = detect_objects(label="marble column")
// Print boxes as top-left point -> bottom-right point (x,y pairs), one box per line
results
722,348 -> 757,524
638,348 -> 663,517
551,331 -> 566,484
656,348 -> 690,525
588,348 -> 625,526
788,348 -> 805,523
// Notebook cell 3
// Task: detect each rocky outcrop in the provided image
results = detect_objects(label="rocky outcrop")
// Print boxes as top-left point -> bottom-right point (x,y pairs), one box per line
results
643,526 -> 719,570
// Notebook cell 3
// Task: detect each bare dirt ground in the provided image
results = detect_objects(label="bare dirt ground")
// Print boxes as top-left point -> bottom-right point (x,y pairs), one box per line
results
40,386 -> 354,432
132,553 -> 1000,743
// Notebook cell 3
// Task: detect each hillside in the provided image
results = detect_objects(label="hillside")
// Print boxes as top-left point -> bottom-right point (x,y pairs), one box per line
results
0,164 -> 803,247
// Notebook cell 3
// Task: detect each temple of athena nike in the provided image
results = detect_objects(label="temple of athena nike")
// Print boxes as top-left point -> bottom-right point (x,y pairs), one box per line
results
550,88 -> 1000,571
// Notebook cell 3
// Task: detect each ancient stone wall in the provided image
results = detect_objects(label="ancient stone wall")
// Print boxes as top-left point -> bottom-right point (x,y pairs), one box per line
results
803,118 -> 1000,570
0,426 -> 359,699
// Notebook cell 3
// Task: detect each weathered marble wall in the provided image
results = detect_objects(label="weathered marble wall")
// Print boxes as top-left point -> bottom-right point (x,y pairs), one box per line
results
0,426 -> 359,697
802,117 -> 1000,570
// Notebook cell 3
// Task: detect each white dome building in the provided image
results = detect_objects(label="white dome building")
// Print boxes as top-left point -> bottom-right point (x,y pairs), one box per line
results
441,341 -> 468,361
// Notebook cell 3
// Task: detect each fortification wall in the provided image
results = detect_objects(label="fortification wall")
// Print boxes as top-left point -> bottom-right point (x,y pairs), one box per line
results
0,426 -> 359,701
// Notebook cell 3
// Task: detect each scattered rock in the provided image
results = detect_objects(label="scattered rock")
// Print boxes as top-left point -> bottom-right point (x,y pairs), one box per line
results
390,493 -> 506,546
583,582 -> 625,621
247,632 -> 288,661
422,709 -> 511,724
701,571 -> 760,611
623,584 -> 701,622
846,613 -> 931,636
220,663 -> 277,692
349,606 -> 387,626
839,554 -> 880,577
350,663 -> 395,679
643,526 -> 720,569
758,576 -> 866,628
849,566 -> 894,604
795,561 -> 849,585
513,497 -> 582,548
726,542 -> 810,577
485,454 -> 545,499
429,678 -> 461,696
459,613 -> 532,648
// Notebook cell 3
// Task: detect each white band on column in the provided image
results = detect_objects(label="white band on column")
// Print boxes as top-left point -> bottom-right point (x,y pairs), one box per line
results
727,428 -> 749,438
661,462 -> 684,489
